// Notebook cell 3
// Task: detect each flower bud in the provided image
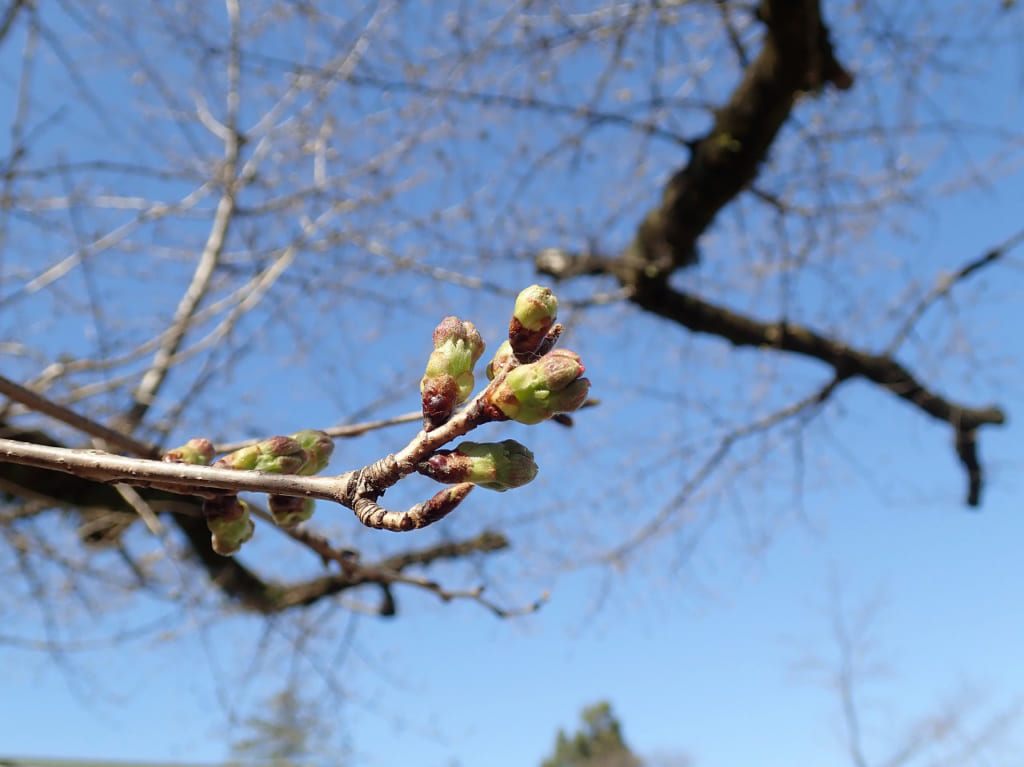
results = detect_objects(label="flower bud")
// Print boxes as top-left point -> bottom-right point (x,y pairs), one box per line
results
203,495 -> 255,556
485,340 -> 516,380
509,285 -> 558,357
420,373 -> 461,430
290,429 -> 334,475
483,349 -> 590,424
268,494 -> 316,527
418,440 -> 537,492
163,438 -> 215,466
420,317 -> 486,428
417,482 -> 475,524
214,436 -> 306,474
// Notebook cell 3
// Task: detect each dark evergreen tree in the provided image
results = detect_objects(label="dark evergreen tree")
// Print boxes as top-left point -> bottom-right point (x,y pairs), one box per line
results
541,702 -> 643,767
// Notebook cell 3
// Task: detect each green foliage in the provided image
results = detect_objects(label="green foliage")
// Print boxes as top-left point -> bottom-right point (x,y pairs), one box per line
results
228,688 -> 339,767
541,702 -> 643,767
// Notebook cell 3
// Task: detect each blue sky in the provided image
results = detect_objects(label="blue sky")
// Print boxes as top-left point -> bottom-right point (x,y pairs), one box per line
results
2,2 -> 1024,766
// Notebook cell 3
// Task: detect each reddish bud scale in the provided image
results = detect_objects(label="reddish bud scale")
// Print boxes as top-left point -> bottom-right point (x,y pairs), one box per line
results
203,495 -> 254,556
421,373 -> 460,430
509,285 -> 558,358
203,493 -> 248,523
533,323 -> 563,358
419,449 -> 469,483
508,317 -> 549,359
269,494 -> 315,527
420,482 -> 474,523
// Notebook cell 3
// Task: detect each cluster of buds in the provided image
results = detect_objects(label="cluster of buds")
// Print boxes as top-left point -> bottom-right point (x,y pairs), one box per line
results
415,283 -> 590,497
157,285 -> 590,555
482,348 -> 589,425
213,430 -> 335,529
164,429 -> 335,554
419,317 -> 486,430
417,440 -> 537,492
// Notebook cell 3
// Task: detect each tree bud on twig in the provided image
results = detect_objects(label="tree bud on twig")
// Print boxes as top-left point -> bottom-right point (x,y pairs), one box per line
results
420,373 -> 461,430
163,438 -> 215,466
483,349 -> 590,425
214,436 -> 306,474
420,316 -> 486,429
418,439 -> 537,492
268,494 -> 316,527
486,340 -> 516,381
509,284 -> 558,359
203,494 -> 255,555
420,481 -> 475,521
290,429 -> 334,475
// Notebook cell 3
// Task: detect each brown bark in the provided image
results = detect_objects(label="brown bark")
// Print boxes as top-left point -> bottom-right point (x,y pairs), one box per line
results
536,0 -> 1003,505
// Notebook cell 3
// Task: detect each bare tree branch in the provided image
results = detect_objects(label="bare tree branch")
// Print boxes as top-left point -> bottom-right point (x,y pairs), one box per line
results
535,1 -> 1008,506
0,373 -> 160,458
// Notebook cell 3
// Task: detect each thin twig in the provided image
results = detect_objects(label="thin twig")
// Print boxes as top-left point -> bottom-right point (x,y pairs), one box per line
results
214,411 -> 423,455
0,437 -> 352,501
121,0 -> 245,431
886,227 -> 1024,355
0,370 -> 507,529
0,373 -> 161,457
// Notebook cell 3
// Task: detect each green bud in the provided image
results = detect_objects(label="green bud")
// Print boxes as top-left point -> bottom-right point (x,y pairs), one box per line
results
252,436 -> 306,473
213,444 -> 261,471
432,316 -> 487,363
509,285 -> 558,357
485,340 -> 516,380
419,440 -> 537,492
422,317 -> 485,400
163,438 -> 214,466
420,317 -> 486,428
484,349 -> 590,425
268,494 -> 316,527
204,495 -> 255,556
290,429 -> 334,475
214,436 -> 306,474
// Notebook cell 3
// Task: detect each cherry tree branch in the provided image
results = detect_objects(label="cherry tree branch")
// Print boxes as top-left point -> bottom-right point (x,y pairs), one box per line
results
0,374 -> 161,458
0,380 -> 499,530
535,0 -> 1008,505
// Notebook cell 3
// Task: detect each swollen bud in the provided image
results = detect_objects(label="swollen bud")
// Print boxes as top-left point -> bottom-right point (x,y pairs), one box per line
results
420,316 -> 486,429
483,349 -> 590,425
509,285 -> 558,358
268,494 -> 316,527
421,374 -> 461,430
214,436 -> 306,474
485,340 -> 516,380
203,495 -> 255,556
290,429 -> 334,475
418,440 -> 537,492
163,438 -> 215,466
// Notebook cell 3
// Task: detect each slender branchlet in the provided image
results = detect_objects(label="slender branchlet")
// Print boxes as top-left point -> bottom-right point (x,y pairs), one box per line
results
0,286 -> 591,556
